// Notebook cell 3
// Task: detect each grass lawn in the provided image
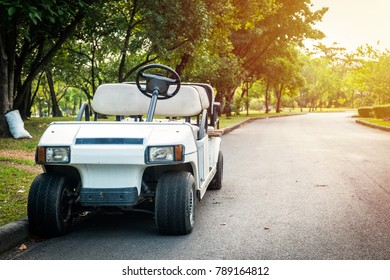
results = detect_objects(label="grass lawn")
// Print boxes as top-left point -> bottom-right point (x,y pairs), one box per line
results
0,117 -> 72,226
360,118 -> 390,128
0,165 -> 37,226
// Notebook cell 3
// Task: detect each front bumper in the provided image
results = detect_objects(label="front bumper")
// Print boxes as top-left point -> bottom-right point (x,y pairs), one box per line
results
80,187 -> 138,206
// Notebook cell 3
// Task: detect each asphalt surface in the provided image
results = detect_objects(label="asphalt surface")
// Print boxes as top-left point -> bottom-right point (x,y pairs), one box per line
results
1,112 -> 390,260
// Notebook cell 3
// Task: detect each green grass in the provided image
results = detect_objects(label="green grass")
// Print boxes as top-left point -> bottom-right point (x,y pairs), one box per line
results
0,165 -> 36,226
360,118 -> 390,128
0,157 -> 35,166
0,117 -> 75,152
219,115 -> 252,128
0,117 -> 74,227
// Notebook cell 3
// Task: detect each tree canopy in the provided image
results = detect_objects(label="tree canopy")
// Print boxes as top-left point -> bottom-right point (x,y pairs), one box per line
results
2,0 -> 389,137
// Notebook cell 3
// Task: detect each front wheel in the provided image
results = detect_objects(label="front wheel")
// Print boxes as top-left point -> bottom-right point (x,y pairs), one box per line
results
28,173 -> 79,237
155,171 -> 195,235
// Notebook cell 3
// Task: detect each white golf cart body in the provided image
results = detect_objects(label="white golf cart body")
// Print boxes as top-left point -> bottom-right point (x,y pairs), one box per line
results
29,75 -> 223,236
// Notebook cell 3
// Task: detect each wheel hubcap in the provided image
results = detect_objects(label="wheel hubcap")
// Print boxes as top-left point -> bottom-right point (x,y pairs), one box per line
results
61,189 -> 73,224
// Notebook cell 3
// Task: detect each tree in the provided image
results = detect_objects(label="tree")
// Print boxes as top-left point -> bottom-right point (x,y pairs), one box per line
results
301,53 -> 341,111
45,68 -> 63,117
0,0 -> 95,136
226,0 -> 327,114
261,46 -> 305,112
364,50 -> 390,104
0,0 -> 330,134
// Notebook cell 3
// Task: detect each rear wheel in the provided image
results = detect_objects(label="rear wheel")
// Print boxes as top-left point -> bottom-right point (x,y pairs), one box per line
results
155,171 -> 195,235
209,151 -> 223,190
28,173 -> 79,237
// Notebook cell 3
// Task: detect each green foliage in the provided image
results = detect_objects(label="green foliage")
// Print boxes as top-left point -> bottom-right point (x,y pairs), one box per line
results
0,0 -> 344,125
300,48 -> 345,110
373,105 -> 390,119
338,46 -> 390,108
231,0 -> 327,78
250,98 -> 264,111
0,0 -> 97,130
358,107 -> 374,118
1,0 -> 88,26
358,105 -> 390,119
229,0 -> 327,114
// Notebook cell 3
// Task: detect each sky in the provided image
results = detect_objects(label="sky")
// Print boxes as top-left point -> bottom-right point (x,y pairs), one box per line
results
306,0 -> 390,52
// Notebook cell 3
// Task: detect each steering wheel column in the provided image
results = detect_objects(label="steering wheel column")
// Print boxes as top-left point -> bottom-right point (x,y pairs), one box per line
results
147,88 -> 160,122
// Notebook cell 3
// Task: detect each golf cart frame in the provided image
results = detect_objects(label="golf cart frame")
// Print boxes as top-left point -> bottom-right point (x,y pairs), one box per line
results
28,64 -> 223,236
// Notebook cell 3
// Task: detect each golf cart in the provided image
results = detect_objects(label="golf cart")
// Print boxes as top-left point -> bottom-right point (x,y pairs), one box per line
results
28,64 -> 223,236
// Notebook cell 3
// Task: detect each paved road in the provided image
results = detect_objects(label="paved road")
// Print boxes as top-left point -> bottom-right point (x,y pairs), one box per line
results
3,112 -> 390,260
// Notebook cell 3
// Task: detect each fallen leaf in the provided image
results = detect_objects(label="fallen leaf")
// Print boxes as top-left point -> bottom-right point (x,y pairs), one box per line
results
18,244 -> 27,251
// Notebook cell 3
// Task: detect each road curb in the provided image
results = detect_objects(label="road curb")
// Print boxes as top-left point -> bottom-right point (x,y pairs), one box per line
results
0,217 -> 29,254
355,119 -> 390,132
0,112 -> 302,255
221,113 -> 304,135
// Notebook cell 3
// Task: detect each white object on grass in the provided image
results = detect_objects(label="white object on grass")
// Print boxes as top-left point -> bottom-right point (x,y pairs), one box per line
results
4,110 -> 32,139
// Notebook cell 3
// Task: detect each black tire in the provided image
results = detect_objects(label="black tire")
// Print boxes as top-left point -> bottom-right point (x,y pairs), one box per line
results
208,151 -> 223,190
28,173 -> 79,237
155,171 -> 195,235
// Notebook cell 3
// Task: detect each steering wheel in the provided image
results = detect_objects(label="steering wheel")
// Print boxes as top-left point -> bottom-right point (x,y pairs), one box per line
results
136,64 -> 181,99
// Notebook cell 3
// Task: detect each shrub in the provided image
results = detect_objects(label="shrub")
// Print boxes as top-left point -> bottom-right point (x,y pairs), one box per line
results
249,98 -> 263,111
358,107 -> 373,118
373,105 -> 390,119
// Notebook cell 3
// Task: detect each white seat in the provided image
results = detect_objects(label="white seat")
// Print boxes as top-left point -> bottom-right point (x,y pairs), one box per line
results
192,86 -> 210,111
92,83 -> 209,117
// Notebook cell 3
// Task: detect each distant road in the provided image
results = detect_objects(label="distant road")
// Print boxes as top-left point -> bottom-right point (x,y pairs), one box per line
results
3,112 -> 390,260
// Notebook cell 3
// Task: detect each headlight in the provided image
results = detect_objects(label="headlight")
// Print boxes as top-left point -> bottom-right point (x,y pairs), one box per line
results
146,145 -> 184,163
36,146 -> 70,164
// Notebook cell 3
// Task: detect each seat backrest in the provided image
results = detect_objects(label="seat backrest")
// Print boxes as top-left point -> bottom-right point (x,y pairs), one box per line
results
191,84 -> 214,115
92,83 -> 209,117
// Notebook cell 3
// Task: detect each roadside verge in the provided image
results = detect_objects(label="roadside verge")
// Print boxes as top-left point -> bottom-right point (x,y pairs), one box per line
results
355,119 -> 390,132
221,113 -> 302,135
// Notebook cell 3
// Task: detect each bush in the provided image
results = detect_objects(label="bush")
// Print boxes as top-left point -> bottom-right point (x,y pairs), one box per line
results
373,105 -> 390,119
358,107 -> 373,118
249,98 -> 263,111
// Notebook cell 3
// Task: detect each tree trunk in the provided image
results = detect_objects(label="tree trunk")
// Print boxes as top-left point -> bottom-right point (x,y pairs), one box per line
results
264,80 -> 270,113
275,84 -> 284,113
0,62 -> 11,137
90,42 -> 97,94
225,95 -> 232,117
175,53 -> 191,76
222,86 -> 237,117
46,69 -> 63,117
0,32 -> 12,137
18,85 -> 33,118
